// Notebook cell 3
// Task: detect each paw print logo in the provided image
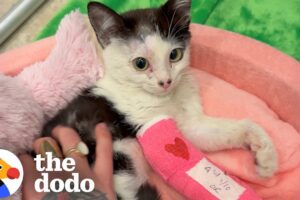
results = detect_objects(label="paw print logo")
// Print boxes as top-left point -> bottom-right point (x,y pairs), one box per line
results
0,149 -> 23,198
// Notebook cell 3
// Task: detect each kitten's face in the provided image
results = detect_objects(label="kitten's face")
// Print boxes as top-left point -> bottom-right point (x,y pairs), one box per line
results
88,0 -> 191,96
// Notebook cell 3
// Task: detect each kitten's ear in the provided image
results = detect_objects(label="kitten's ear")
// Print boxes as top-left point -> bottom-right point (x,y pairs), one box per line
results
161,0 -> 191,37
87,2 -> 126,47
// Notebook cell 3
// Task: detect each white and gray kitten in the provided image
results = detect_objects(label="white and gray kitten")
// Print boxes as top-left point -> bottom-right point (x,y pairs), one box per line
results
42,0 -> 277,199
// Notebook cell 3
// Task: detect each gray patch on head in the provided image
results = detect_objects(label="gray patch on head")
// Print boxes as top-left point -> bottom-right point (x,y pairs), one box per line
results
87,0 -> 191,48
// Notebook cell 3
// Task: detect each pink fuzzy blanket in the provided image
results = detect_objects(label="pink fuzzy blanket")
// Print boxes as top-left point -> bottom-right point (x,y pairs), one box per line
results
0,11 -> 299,199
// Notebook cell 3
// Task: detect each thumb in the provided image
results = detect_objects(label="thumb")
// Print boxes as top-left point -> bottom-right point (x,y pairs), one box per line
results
93,123 -> 115,200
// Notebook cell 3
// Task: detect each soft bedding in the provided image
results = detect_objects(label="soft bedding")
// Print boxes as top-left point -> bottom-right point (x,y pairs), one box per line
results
0,12 -> 299,200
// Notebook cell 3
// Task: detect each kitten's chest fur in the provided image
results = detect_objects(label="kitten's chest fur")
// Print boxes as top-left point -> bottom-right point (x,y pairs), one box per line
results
42,70 -> 199,165
92,76 -> 182,126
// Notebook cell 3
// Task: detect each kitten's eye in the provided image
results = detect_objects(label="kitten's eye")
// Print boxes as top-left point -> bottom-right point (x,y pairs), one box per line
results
133,57 -> 149,71
170,48 -> 183,63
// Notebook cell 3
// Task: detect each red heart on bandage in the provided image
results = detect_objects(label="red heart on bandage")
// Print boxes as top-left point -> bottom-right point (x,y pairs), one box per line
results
165,137 -> 189,160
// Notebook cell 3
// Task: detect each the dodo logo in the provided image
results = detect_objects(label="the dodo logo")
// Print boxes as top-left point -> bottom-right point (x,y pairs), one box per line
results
0,149 -> 23,198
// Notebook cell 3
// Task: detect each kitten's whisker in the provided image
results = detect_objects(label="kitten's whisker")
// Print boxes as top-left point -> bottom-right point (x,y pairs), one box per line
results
172,24 -> 189,38
168,7 -> 179,39
170,15 -> 189,38
161,10 -> 170,37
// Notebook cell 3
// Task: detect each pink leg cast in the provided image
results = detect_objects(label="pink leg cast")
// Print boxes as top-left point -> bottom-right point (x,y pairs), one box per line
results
137,117 -> 261,200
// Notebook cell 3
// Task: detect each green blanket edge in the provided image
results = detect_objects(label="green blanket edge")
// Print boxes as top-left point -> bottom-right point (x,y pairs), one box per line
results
36,0 -> 300,61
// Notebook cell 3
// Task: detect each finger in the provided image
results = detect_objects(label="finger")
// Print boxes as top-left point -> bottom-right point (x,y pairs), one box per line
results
52,126 -> 93,179
33,137 -> 70,181
19,154 -> 43,200
93,123 -> 113,181
33,137 -> 63,158
93,123 -> 115,199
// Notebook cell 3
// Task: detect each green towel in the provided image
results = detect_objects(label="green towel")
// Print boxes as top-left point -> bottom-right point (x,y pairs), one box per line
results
36,0 -> 219,39
206,0 -> 300,61
36,0 -> 300,60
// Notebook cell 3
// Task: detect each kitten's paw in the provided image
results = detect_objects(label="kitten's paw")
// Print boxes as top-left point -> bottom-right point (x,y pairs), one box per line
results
243,120 -> 278,178
255,143 -> 277,177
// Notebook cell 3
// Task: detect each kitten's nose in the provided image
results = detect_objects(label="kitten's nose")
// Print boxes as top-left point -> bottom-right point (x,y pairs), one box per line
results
158,79 -> 172,89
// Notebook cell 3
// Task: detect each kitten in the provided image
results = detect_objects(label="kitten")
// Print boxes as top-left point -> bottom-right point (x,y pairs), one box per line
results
42,0 -> 277,199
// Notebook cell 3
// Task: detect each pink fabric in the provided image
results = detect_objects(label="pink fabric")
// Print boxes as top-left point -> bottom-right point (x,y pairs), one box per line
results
0,13 -> 299,199
138,118 -> 260,200
190,24 -> 300,133
196,70 -> 300,200
0,11 -> 102,156
0,37 -> 55,76
16,12 -> 102,120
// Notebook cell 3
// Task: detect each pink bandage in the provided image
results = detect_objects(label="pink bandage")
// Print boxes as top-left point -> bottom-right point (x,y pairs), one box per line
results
137,117 -> 261,200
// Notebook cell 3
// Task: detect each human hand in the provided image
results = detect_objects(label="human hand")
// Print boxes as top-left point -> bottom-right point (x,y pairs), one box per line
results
19,123 -> 115,200
20,122 -> 185,200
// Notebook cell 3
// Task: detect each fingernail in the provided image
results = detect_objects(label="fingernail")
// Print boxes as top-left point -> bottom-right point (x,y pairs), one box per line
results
97,123 -> 107,130
40,140 -> 62,158
77,141 -> 89,155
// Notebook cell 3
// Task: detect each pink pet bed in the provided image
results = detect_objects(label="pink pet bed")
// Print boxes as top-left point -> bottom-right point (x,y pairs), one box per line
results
0,18 -> 299,199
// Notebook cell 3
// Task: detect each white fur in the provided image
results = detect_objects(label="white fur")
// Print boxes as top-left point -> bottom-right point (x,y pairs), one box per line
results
113,173 -> 140,200
93,33 -> 277,199
113,139 -> 150,183
113,139 -> 151,200
137,115 -> 171,137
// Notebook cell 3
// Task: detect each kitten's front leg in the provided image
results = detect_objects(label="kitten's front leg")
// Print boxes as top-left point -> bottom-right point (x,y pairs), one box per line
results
175,72 -> 277,177
182,116 -> 278,177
